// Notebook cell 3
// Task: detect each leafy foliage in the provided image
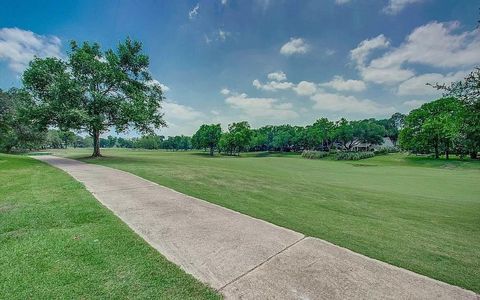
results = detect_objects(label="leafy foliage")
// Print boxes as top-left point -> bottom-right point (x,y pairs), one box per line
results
22,38 -> 166,157
192,124 -> 222,155
399,98 -> 464,159
301,150 -> 330,159
335,151 -> 375,160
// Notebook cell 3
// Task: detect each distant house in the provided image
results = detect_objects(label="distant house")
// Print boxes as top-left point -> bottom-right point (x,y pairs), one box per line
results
352,137 -> 395,152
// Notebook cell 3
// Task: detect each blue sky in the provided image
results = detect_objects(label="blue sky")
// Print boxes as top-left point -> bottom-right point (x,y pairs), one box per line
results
1,0 -> 479,136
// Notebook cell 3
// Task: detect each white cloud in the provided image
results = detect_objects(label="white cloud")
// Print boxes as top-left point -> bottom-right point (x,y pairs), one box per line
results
321,76 -> 366,92
221,0 -> 228,5
220,88 -> 231,95
218,29 -> 231,41
310,92 -> 394,115
147,79 -> 170,92
350,21 -> 480,85
188,3 -> 200,20
252,79 -> 294,91
163,101 -> 204,121
397,71 -> 468,96
0,27 -> 62,73
383,0 -> 425,15
225,92 -> 298,119
350,34 -> 390,66
293,81 -> 317,96
267,71 -> 287,81
280,38 -> 309,56
204,29 -> 231,44
335,0 -> 351,4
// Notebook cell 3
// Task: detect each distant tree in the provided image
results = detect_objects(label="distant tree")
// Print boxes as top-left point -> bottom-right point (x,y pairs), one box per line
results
22,38 -> 166,157
306,118 -> 335,150
192,124 -> 222,156
334,119 -> 385,150
227,121 -> 252,155
58,130 -> 76,148
117,137 -> 134,148
399,98 -> 464,159
46,130 -> 64,149
271,125 -> 295,151
107,135 -> 117,148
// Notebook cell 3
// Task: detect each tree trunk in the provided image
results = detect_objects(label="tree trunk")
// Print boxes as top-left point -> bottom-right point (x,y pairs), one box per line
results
445,147 -> 449,160
434,143 -> 439,159
92,130 -> 101,157
209,146 -> 214,156
470,151 -> 478,159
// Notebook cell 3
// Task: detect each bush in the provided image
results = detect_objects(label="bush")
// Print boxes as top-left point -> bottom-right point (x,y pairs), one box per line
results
374,147 -> 398,155
301,150 -> 330,159
335,151 -> 375,160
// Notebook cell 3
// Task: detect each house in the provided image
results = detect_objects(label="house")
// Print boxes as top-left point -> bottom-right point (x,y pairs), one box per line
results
352,137 -> 395,152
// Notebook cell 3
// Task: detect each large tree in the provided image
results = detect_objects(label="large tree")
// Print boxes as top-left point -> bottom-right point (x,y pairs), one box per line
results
430,67 -> 480,158
22,38 -> 166,157
192,124 -> 222,156
399,98 -> 464,159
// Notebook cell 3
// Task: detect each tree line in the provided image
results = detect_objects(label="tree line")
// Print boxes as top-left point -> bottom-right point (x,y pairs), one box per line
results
191,116 -> 403,156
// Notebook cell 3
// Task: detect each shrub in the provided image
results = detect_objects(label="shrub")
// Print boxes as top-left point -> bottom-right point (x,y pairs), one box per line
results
335,151 -> 375,160
374,147 -> 398,155
301,150 -> 330,159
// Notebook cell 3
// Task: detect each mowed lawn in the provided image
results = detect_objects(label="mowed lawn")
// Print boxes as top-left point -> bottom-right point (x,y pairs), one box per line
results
0,154 -> 220,299
56,148 -> 480,293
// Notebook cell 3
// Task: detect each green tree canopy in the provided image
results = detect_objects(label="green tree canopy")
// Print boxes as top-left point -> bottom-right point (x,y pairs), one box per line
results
192,124 -> 222,156
399,97 -> 464,159
22,38 -> 166,157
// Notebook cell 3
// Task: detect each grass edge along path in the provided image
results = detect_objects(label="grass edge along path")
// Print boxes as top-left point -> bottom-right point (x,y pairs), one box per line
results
0,154 -> 220,299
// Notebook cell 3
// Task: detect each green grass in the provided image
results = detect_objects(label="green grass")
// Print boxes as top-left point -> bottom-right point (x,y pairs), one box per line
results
0,154 -> 220,299
55,148 -> 480,293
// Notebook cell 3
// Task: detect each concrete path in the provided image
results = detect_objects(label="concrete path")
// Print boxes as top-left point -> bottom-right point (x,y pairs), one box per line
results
34,155 -> 477,300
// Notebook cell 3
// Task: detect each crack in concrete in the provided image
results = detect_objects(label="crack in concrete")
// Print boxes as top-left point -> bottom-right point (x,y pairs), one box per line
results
217,236 -> 306,292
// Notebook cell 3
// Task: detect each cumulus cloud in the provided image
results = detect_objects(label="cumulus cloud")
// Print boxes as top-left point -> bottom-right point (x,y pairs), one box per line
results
225,92 -> 298,119
397,71 -> 468,96
252,79 -> 294,91
267,71 -> 287,81
163,101 -> 204,121
383,0 -> 425,15
350,21 -> 480,85
0,27 -> 63,73
280,38 -> 309,56
321,76 -> 366,92
310,92 -> 395,115
293,81 -> 317,96
188,3 -> 200,20
350,34 -> 390,66
220,88 -> 231,95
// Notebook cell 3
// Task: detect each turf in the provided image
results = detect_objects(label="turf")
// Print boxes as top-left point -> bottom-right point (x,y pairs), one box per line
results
55,148 -> 480,293
0,154 -> 220,299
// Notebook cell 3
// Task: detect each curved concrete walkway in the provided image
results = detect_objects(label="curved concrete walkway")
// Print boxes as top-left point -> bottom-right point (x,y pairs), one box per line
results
34,155 -> 477,300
